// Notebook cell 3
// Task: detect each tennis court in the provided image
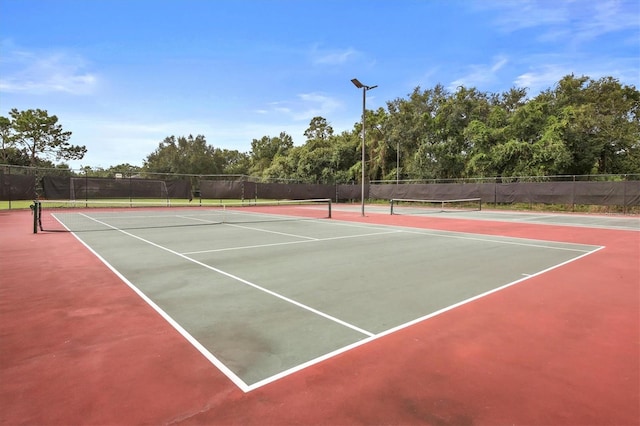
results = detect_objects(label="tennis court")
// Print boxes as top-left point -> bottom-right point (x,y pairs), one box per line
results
38,201 -> 601,390
1,202 -> 638,425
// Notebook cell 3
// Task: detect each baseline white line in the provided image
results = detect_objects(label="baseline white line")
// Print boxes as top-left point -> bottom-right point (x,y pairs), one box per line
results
62,212 -> 606,393
244,244 -> 606,391
65,226 -> 252,392
78,213 -> 376,341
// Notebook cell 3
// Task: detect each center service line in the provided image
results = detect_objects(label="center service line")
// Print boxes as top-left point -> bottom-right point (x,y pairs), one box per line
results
78,213 -> 376,338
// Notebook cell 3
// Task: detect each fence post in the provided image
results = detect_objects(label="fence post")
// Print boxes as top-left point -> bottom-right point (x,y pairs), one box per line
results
572,175 -> 576,212
623,174 -> 627,214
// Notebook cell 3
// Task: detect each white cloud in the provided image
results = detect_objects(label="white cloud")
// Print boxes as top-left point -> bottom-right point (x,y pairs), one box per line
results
449,55 -> 509,90
259,92 -> 343,122
476,0 -> 568,32
0,42 -> 99,95
294,92 -> 342,120
513,52 -> 640,95
581,1 -> 638,36
310,45 -> 359,65
64,115 -> 315,168
514,65 -> 569,94
479,0 -> 639,44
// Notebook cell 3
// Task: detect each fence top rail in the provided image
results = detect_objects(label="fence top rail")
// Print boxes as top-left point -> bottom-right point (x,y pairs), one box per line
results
1,165 -> 638,183
391,198 -> 482,203
371,174 -> 640,184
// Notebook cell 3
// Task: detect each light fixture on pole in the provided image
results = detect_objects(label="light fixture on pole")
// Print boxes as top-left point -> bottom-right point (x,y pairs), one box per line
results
351,78 -> 377,216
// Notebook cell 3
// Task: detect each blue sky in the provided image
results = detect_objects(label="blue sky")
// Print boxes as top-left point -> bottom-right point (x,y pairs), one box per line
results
1,0 -> 639,169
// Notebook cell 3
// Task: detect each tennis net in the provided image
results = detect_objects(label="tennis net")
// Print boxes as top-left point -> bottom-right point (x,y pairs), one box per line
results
32,199 -> 332,233
390,198 -> 482,215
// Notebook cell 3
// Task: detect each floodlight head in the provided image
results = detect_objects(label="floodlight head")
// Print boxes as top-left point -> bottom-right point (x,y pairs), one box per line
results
368,85 -> 378,90
351,78 -> 364,88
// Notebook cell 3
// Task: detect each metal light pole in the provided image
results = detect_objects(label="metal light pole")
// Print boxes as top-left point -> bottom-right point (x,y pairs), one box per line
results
351,78 -> 377,216
397,141 -> 400,185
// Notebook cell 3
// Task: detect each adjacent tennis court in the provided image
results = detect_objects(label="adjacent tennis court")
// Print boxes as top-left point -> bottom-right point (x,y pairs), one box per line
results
35,201 -> 601,390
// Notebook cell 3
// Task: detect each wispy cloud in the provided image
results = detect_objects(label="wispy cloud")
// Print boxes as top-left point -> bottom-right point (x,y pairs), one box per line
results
295,92 -> 342,119
478,0 -> 638,43
310,45 -> 359,65
67,117 -> 226,167
467,0 -> 639,93
0,41 -> 99,95
512,49 -> 640,95
449,55 -> 509,90
574,0 -> 640,42
514,64 -> 570,94
262,92 -> 343,121
483,0 -> 568,32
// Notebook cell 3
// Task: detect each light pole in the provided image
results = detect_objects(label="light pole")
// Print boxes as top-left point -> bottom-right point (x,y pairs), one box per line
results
396,141 -> 400,185
351,78 -> 377,216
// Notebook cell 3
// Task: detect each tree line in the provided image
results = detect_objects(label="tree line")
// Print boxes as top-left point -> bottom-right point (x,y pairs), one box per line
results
2,74 -> 639,181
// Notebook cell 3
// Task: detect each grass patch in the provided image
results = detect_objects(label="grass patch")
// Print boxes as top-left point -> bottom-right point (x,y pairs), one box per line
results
0,200 -> 34,210
0,198 -> 309,210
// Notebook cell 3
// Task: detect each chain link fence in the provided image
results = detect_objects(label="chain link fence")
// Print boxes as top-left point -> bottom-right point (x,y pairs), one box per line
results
1,165 -> 638,213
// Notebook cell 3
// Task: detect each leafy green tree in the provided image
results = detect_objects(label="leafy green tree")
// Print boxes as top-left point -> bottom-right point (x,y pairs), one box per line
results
0,115 -> 16,164
249,132 -> 293,176
263,146 -> 303,182
133,74 -> 638,184
386,85 -> 452,180
295,117 -> 337,183
9,108 -> 85,167
219,149 -> 250,175
334,135 -> 362,183
108,163 -> 142,175
533,75 -> 640,175
411,86 -> 491,179
143,135 -> 224,175
304,116 -> 334,143
358,107 -> 390,181
466,87 -> 528,177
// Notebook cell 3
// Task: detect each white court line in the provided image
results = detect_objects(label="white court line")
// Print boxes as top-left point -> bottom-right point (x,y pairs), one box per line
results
73,213 -> 377,391
182,230 -> 403,255
64,224 -> 251,392
322,219 -> 602,253
244,244 -> 606,391
274,215 -> 604,252
224,222 -> 319,240
67,212 -> 606,393
396,227 -> 598,253
178,212 -> 596,254
78,214 -> 375,339
178,213 -> 322,240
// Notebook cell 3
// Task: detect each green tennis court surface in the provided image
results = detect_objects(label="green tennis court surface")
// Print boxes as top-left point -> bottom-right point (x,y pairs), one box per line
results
358,204 -> 640,231
56,208 -> 602,391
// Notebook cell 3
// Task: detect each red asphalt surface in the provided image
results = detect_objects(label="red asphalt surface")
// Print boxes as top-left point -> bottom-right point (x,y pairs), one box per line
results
1,207 -> 638,425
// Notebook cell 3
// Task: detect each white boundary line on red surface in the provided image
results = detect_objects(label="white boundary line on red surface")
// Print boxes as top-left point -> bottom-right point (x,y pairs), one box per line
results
71,213 -> 377,392
63,212 -> 605,393
246,244 -> 605,391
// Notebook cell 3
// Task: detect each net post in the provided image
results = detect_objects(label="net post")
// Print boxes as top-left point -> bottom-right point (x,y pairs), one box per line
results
390,199 -> 395,215
327,198 -> 332,218
31,200 -> 39,234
